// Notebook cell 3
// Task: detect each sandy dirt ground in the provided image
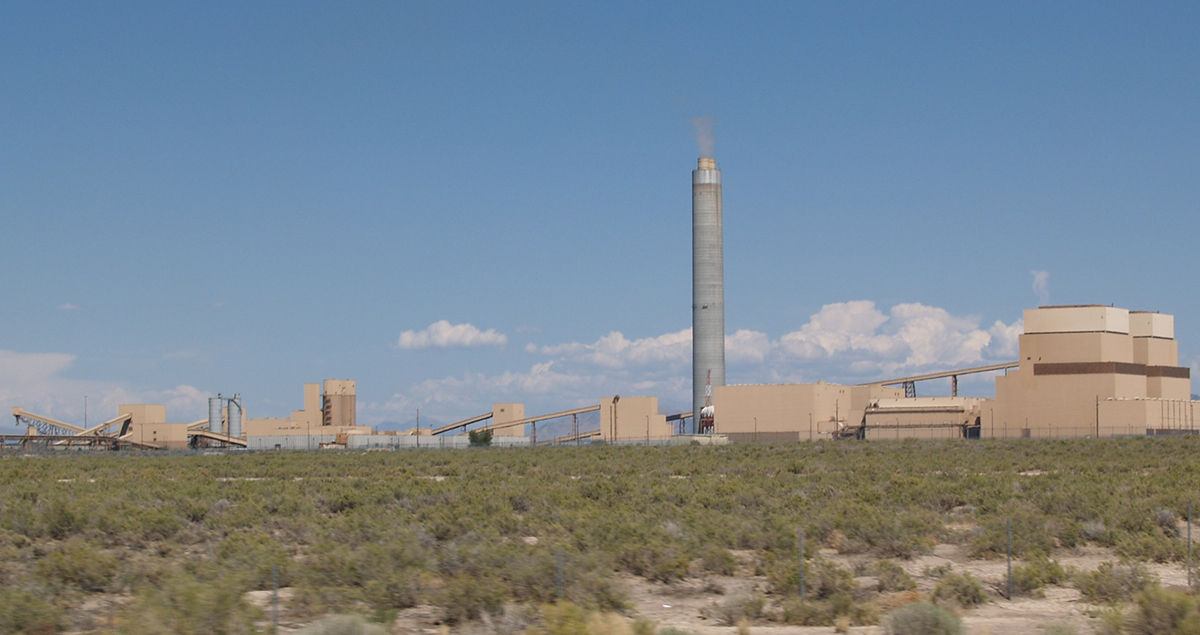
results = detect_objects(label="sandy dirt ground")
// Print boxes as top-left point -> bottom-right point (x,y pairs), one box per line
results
246,543 -> 1191,635
619,544 -> 1188,635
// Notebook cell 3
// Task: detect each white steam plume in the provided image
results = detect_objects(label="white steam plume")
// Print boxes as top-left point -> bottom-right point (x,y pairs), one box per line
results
1031,270 -> 1050,306
690,115 -> 715,158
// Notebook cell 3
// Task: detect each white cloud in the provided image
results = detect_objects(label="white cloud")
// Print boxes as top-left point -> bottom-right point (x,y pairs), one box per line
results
0,350 -> 209,425
372,301 -> 1024,425
526,300 -> 1022,382
1032,270 -> 1050,305
530,328 -> 691,368
988,319 -> 1023,358
397,320 -> 507,349
726,329 -> 772,363
57,303 -> 79,310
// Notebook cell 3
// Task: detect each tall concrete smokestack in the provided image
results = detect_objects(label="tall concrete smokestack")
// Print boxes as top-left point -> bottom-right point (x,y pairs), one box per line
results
693,156 -> 724,433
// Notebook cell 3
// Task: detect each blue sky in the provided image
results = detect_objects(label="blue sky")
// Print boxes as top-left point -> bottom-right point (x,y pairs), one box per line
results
2,2 -> 1197,428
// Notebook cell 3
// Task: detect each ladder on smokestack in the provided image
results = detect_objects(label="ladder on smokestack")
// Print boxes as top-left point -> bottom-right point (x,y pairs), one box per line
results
699,371 -> 715,434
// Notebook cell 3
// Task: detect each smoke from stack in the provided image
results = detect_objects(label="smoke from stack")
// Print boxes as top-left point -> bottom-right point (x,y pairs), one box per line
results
690,115 -> 716,159
692,139 -> 724,433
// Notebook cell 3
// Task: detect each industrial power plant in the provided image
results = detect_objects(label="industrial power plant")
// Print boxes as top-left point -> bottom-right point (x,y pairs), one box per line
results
6,154 -> 1197,451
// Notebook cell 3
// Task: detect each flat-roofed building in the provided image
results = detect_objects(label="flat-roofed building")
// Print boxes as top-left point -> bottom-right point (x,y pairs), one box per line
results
993,306 -> 1194,438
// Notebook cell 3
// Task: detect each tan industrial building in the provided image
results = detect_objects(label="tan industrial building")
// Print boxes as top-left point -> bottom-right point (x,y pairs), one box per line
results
598,396 -> 674,441
117,404 -> 192,450
992,306 -> 1194,438
862,397 -> 992,440
712,382 -> 904,441
710,305 -> 1196,441
243,379 -> 371,439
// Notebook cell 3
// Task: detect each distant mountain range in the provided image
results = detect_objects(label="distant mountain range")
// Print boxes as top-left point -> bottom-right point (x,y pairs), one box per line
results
374,416 -> 449,432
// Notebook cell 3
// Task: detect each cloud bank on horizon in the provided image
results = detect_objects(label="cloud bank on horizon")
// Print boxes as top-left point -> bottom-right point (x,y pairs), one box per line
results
0,350 -> 209,428
368,300 -> 1023,424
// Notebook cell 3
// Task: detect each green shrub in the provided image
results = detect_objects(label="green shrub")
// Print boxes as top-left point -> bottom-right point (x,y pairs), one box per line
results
778,597 -> 833,626
214,531 -> 291,590
1154,509 -> 1181,538
440,573 -> 506,624
615,537 -> 690,583
700,594 -> 764,626
567,571 -> 628,611
1126,585 -> 1200,635
931,572 -> 985,607
532,602 -> 589,635
810,559 -> 857,600
294,614 -> 388,635
776,595 -> 877,627
881,602 -> 962,635
1011,556 -> 1068,597
1074,561 -> 1157,604
1114,529 -> 1186,563
35,538 -> 118,592
0,588 -> 65,635
1081,520 -> 1108,543
468,430 -> 493,447
695,544 -> 737,575
968,511 -> 1056,559
870,560 -> 917,592
115,572 -> 258,635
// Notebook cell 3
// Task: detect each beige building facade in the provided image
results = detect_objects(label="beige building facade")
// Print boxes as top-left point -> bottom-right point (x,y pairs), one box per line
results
244,380 -> 371,439
863,397 -> 992,440
992,306 -> 1194,438
599,396 -> 674,442
709,305 -> 1195,442
712,382 -> 904,441
491,403 -> 525,436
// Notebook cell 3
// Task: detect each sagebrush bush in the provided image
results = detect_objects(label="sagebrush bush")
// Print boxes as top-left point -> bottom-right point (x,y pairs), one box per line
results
1011,556 -> 1068,597
776,595 -> 877,627
115,570 -> 258,635
440,572 -> 507,624
881,602 -> 962,635
1155,509 -> 1181,538
0,587 -> 65,635
1074,561 -> 1157,604
290,614 -> 384,633
931,572 -> 985,607
870,560 -> 917,592
533,602 -> 589,635
294,614 -> 388,635
1125,585 -> 1200,635
700,594 -> 764,625
35,537 -> 118,591
1081,520 -> 1109,543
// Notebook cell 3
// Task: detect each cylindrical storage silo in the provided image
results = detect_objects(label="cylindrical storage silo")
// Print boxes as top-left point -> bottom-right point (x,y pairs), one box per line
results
208,395 -> 223,433
228,394 -> 243,438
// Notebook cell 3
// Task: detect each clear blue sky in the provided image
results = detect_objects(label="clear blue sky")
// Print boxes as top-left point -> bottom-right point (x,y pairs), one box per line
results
3,2 -> 1197,427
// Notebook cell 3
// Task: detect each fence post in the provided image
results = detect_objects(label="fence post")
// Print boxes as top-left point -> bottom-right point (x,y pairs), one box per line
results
798,527 -> 805,598
557,549 -> 564,599
272,564 -> 279,630
1006,518 -> 1013,600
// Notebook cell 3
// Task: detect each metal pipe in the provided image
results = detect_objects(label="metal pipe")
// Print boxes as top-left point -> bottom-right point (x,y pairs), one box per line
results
692,157 -> 725,432
228,394 -> 243,439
